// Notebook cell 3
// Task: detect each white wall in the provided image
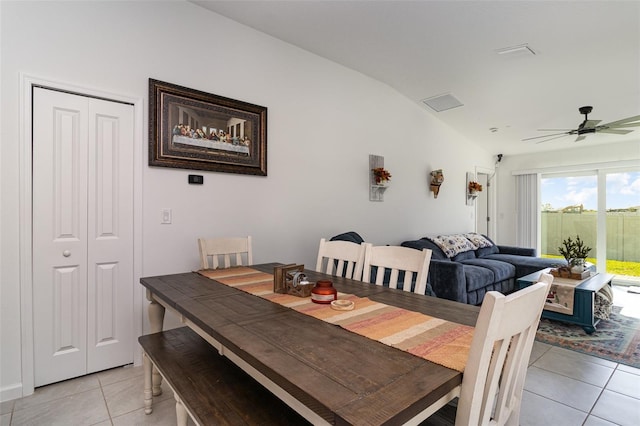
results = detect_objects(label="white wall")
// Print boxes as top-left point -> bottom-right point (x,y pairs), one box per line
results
0,1 -> 493,399
496,140 -> 640,246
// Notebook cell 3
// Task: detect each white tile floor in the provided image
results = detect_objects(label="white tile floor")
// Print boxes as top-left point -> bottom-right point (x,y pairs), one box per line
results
2,287 -> 639,425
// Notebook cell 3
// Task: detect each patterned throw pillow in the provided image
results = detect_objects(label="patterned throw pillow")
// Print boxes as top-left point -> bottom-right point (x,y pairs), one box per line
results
464,233 -> 494,249
427,234 -> 476,258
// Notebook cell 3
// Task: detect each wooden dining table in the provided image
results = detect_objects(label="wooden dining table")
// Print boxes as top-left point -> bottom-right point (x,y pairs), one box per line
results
140,263 -> 479,425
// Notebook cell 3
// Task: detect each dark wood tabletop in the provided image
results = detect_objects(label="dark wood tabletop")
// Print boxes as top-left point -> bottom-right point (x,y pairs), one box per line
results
140,263 -> 479,426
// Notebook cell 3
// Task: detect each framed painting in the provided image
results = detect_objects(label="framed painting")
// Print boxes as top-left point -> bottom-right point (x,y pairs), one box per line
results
149,79 -> 267,175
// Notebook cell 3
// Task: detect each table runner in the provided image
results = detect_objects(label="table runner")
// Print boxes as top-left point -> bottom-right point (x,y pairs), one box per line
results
198,267 -> 474,372
544,276 -> 589,315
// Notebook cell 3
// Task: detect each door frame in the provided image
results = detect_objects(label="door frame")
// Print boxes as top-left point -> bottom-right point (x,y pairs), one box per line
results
19,74 -> 144,396
475,166 -> 496,240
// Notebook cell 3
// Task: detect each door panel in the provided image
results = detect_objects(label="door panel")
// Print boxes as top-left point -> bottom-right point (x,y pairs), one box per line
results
33,88 -> 89,386
87,99 -> 134,373
52,265 -> 83,356
33,88 -> 134,386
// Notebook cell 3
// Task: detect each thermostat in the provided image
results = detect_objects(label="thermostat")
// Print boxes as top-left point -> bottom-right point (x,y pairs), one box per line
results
188,175 -> 203,185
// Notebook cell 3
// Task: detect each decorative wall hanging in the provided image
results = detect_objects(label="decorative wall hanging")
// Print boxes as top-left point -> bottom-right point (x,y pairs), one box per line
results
369,154 -> 390,201
466,171 -> 482,205
149,79 -> 267,175
430,169 -> 444,198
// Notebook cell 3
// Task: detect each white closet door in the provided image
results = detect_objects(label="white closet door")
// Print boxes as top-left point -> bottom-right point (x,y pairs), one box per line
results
86,98 -> 134,373
32,87 -> 134,386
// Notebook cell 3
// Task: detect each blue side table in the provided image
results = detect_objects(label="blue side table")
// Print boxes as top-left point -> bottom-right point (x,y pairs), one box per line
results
517,268 -> 614,334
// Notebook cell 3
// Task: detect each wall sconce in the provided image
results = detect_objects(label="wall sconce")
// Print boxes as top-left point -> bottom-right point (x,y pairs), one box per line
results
466,171 -> 483,205
369,154 -> 390,201
430,169 -> 444,198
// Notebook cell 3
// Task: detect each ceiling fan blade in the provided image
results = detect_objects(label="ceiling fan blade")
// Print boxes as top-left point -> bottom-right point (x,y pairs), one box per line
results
601,122 -> 640,129
522,132 -> 570,141
582,119 -> 601,129
601,115 -> 640,127
534,134 -> 572,144
597,128 -> 633,135
575,135 -> 587,142
537,128 -> 574,131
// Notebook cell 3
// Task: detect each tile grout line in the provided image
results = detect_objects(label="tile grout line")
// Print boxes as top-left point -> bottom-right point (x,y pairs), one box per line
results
581,363 -> 625,426
97,376 -> 114,425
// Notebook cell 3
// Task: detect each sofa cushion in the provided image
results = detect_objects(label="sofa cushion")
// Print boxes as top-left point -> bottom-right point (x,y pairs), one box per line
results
483,254 -> 565,278
460,258 -> 515,283
460,264 -> 495,292
452,250 -> 476,262
476,244 -> 499,257
401,238 -> 449,260
427,234 -> 476,258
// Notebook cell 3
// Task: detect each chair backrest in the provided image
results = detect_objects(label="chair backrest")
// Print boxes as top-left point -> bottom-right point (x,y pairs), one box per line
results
361,244 -> 432,294
198,236 -> 253,270
455,272 -> 553,426
315,238 -> 366,280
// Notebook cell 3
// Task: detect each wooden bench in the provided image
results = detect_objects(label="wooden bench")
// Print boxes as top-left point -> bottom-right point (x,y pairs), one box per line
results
138,327 -> 309,425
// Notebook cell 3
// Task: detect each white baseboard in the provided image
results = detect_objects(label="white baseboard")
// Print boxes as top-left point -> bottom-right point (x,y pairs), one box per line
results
0,382 -> 25,403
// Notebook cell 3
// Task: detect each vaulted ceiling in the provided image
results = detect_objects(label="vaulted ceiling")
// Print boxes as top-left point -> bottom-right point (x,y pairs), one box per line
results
192,1 -> 640,156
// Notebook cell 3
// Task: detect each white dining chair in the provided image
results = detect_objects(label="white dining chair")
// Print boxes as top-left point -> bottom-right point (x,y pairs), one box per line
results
444,272 -> 553,426
361,244 -> 432,294
315,238 -> 367,280
198,236 -> 253,270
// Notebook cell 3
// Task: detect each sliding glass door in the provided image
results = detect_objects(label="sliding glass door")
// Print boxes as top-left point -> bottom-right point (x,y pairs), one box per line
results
541,168 -> 639,281
604,170 -> 640,280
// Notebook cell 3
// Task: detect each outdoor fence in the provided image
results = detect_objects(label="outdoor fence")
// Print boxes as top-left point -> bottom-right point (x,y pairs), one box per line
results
541,211 -> 640,262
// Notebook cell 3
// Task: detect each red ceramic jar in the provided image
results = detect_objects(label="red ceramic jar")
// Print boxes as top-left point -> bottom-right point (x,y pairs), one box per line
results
311,280 -> 337,304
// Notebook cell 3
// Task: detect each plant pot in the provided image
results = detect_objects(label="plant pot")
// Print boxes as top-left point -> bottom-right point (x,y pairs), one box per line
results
570,259 -> 586,274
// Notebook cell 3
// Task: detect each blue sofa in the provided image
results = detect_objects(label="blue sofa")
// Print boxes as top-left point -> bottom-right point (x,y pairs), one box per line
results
401,234 -> 565,305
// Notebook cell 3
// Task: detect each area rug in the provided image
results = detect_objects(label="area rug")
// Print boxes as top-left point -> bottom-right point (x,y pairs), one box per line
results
535,306 -> 640,368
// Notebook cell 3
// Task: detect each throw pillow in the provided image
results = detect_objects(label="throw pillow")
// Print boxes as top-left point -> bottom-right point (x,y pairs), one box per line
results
427,234 -> 476,258
464,232 -> 494,249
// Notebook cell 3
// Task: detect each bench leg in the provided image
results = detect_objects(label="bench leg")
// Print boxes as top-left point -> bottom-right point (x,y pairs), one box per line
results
152,368 -> 163,397
174,392 -> 189,426
143,351 -> 153,414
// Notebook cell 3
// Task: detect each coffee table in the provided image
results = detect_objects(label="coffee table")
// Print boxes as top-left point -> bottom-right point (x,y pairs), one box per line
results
517,269 -> 614,334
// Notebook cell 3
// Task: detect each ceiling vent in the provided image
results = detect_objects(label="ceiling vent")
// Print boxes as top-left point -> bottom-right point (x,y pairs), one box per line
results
422,93 -> 464,112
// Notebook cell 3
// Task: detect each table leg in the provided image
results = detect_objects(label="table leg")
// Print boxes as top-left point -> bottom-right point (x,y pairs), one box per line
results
143,351 -> 153,414
147,290 -> 166,333
146,290 -> 165,394
175,392 -> 189,426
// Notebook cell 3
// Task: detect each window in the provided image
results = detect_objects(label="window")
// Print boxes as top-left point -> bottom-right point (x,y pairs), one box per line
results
541,169 -> 640,281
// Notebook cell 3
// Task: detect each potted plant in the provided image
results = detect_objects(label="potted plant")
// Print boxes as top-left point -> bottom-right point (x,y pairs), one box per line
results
558,235 -> 592,274
372,167 -> 392,186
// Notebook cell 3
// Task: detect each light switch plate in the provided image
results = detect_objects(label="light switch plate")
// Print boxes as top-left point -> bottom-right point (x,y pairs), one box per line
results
161,208 -> 172,224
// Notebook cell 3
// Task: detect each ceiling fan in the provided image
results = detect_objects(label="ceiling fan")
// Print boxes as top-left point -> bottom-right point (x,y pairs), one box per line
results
522,106 -> 640,144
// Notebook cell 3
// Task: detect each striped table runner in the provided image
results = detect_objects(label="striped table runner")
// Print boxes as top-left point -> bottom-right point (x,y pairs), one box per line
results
198,267 -> 474,372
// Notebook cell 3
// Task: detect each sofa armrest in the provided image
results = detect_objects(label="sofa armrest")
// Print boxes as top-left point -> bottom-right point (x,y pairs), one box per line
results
497,245 -> 536,257
427,259 -> 468,304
